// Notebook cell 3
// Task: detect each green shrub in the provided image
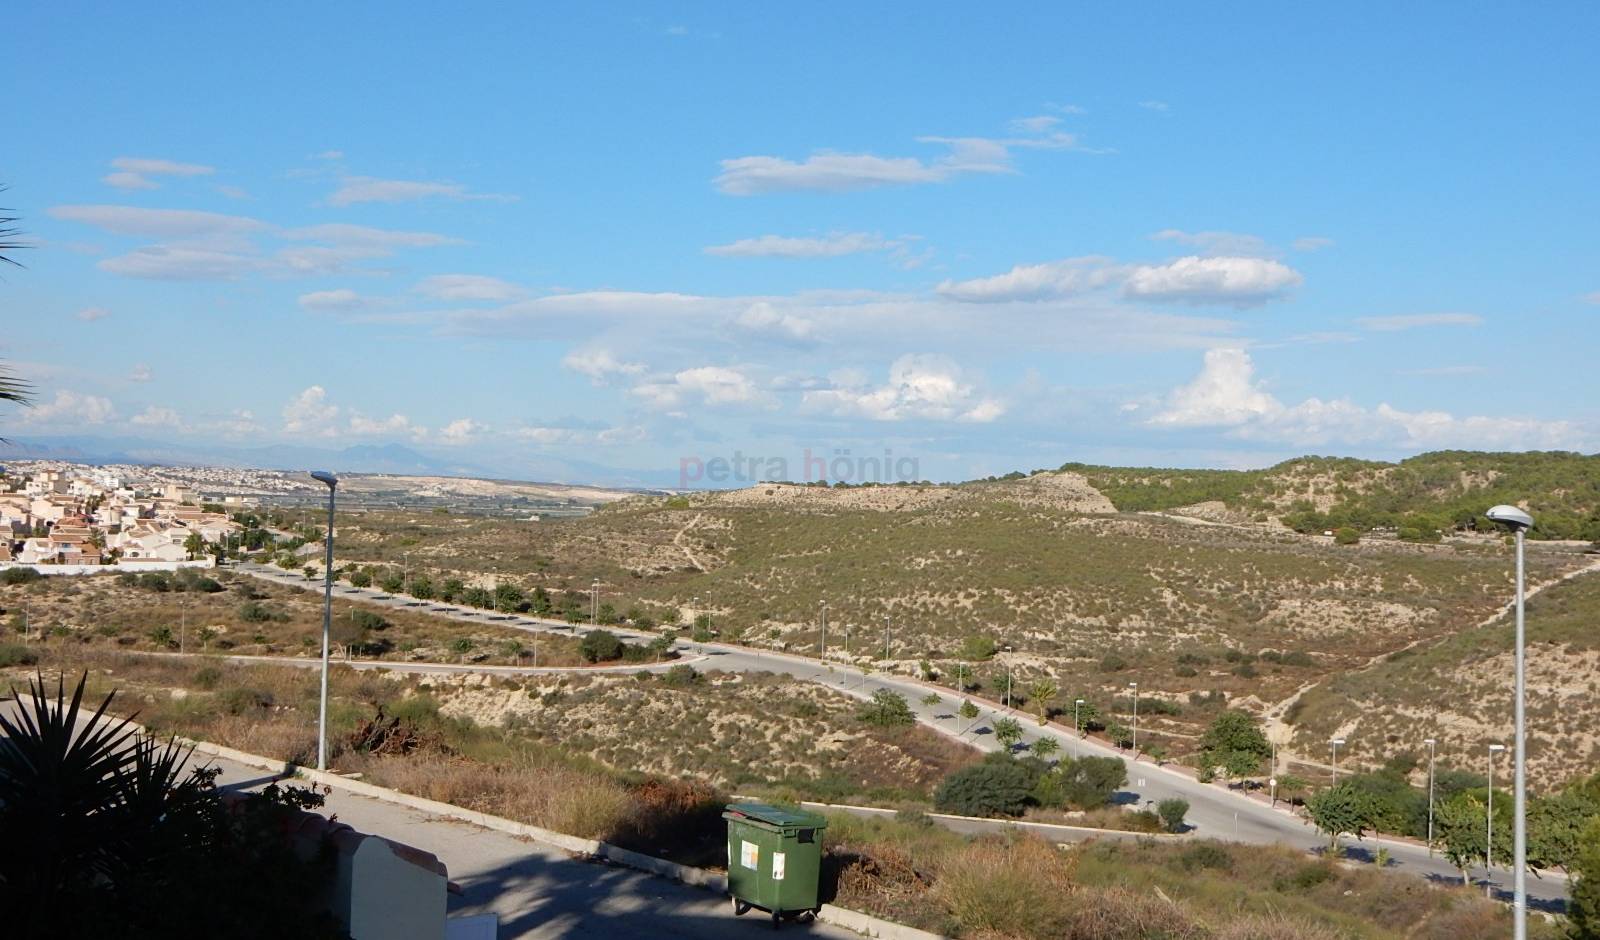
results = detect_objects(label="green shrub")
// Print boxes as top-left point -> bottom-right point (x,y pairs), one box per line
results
857,689 -> 915,727
237,601 -> 285,623
0,567 -> 43,585
0,644 -> 39,667
579,629 -> 624,663
194,666 -> 223,689
1334,527 -> 1361,545
660,664 -> 701,687
1051,755 -> 1128,810
1178,842 -> 1233,872
1157,798 -> 1189,833
217,687 -> 275,715
934,760 -> 1037,817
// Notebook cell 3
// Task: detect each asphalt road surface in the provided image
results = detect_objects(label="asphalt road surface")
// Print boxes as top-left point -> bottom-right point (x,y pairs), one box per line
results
236,563 -> 1569,906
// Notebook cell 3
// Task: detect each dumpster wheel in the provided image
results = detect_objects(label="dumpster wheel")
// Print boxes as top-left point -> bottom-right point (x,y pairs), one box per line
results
732,898 -> 751,916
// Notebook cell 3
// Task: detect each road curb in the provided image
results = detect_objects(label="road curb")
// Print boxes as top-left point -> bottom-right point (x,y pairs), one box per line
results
173,733 -> 947,939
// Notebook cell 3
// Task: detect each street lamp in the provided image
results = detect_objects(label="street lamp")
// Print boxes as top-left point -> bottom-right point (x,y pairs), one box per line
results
1129,681 -> 1139,757
882,614 -> 891,668
1486,504 -> 1533,937
1002,645 -> 1014,709
1074,699 -> 1085,757
1488,742 -> 1507,896
591,578 -> 599,627
309,470 -> 338,772
1424,738 -> 1438,857
819,601 -> 828,660
1329,738 -> 1345,785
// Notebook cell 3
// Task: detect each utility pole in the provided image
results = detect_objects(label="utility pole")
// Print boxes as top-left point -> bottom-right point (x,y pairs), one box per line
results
591,578 -> 599,626
1425,738 -> 1438,857
819,600 -> 828,661
882,614 -> 890,668
1129,681 -> 1140,757
1074,698 -> 1084,758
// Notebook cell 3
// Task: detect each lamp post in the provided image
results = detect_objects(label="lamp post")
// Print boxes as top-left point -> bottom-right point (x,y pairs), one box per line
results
819,600 -> 828,661
591,578 -> 599,627
1129,681 -> 1140,757
1002,644 -> 1014,709
882,614 -> 891,669
1074,699 -> 1085,758
1424,738 -> 1438,857
1329,738 -> 1345,785
1486,505 -> 1533,936
309,470 -> 338,773
1488,742 -> 1507,896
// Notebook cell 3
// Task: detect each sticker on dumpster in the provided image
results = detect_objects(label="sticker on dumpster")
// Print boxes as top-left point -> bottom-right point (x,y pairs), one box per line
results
773,852 -> 786,881
741,841 -> 759,870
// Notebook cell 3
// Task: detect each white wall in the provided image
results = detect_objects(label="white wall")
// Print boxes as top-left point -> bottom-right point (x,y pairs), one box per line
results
0,560 -> 216,576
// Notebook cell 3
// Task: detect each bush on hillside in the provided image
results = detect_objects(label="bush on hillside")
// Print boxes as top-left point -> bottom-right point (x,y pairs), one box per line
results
580,629 -> 624,663
935,759 -> 1037,818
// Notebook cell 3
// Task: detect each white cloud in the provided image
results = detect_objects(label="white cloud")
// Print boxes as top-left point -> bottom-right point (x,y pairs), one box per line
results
438,418 -> 486,444
316,150 -> 345,160
1123,256 -> 1303,306
1292,236 -> 1334,252
282,385 -> 339,436
735,302 -> 815,341
1008,115 -> 1062,133
48,204 -> 264,238
632,366 -> 764,411
102,157 -> 215,191
560,348 -> 648,385
327,176 -> 512,206
801,354 -> 1004,423
205,409 -> 263,437
298,289 -> 368,311
128,364 -> 152,382
1582,290 -> 1600,305
214,184 -> 251,200
130,406 -> 184,429
76,306 -> 111,322
22,390 -> 117,426
705,232 -> 895,258
1150,229 -> 1275,258
98,245 -> 265,280
1356,313 -> 1483,331
937,256 -> 1121,302
415,274 -> 525,302
1150,348 -> 1592,450
1399,365 -> 1488,377
102,172 -> 159,191
1147,348 -> 1279,427
715,126 -> 1087,195
1140,100 -> 1171,112
348,412 -> 424,438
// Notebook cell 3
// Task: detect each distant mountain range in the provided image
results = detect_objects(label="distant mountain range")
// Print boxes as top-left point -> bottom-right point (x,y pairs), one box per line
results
0,434 -> 686,489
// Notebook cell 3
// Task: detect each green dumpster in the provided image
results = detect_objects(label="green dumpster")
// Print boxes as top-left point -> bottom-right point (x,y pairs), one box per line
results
724,802 -> 827,926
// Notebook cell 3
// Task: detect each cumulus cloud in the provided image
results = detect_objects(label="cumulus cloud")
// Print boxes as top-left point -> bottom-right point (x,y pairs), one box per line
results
735,302 -> 815,342
348,412 -> 425,439
1123,256 -> 1303,306
632,366 -> 764,411
102,157 -> 215,190
76,306 -> 111,322
705,232 -> 896,258
48,205 -> 264,238
560,348 -> 648,385
327,176 -> 512,206
801,354 -> 1004,423
415,274 -> 525,302
1356,313 -> 1483,331
130,406 -> 184,429
1150,348 -> 1592,450
1008,115 -> 1062,133
438,418 -> 487,444
98,245 -> 266,280
282,224 -> 459,248
282,386 -> 340,436
128,364 -> 152,382
22,390 -> 117,426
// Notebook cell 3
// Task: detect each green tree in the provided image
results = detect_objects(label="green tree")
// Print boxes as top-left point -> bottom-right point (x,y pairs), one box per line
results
958,635 -> 997,661
1198,709 -> 1271,779
579,629 -> 624,663
1529,789 -> 1599,874
1306,785 -> 1369,851
448,637 -> 475,660
1157,798 -> 1190,833
857,689 -> 915,727
958,699 -> 980,729
408,574 -> 435,600
1334,526 -> 1361,545
1031,736 -> 1061,762
1571,816 -> 1600,939
921,691 -> 943,711
1053,755 -> 1128,810
991,716 -> 1024,751
1026,679 -> 1058,720
301,566 -> 316,581
378,571 -> 404,594
1435,792 -> 1488,884
184,531 -> 205,560
347,570 -> 371,588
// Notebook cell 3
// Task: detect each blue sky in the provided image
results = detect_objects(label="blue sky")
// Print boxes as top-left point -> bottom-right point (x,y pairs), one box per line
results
6,2 -> 1598,485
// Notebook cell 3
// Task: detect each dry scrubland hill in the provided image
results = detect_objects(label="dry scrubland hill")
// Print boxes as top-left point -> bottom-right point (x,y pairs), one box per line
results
1289,564 -> 1600,785
339,465 -> 1595,780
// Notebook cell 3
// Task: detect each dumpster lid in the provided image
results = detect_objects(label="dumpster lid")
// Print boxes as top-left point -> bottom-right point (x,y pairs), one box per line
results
723,801 -> 827,829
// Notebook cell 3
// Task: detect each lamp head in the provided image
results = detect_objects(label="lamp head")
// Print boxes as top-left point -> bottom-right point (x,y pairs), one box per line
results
1489,743 -> 1506,752
309,470 -> 339,489
1485,504 -> 1534,533
1424,737 -> 1436,746
1075,698 -> 1084,704
1331,738 -> 1345,746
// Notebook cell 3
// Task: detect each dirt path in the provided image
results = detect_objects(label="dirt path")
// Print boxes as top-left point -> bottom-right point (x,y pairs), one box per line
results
672,513 -> 708,572
1261,555 -> 1600,767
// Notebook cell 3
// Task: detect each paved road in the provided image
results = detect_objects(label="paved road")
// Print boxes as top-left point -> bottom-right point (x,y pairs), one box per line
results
236,563 -> 1569,906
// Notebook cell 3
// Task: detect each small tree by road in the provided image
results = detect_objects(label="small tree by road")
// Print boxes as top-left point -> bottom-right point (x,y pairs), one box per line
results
991,716 -> 1024,751
958,699 -> 980,732
934,759 -> 1035,818
1026,679 -> 1058,720
579,629 -> 624,663
1306,785 -> 1370,852
1157,798 -> 1190,833
857,689 -> 915,728
1031,737 -> 1060,762
1198,709 -> 1272,780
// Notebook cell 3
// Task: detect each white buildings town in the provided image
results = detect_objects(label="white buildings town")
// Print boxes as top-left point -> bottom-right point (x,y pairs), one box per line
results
0,465 -> 242,571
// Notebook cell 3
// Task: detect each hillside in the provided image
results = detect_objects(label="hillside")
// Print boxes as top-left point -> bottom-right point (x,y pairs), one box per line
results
1064,450 -> 1600,541
328,459 -> 1599,785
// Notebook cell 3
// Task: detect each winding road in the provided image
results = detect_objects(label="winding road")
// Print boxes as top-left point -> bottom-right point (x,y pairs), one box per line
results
235,562 -> 1571,906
